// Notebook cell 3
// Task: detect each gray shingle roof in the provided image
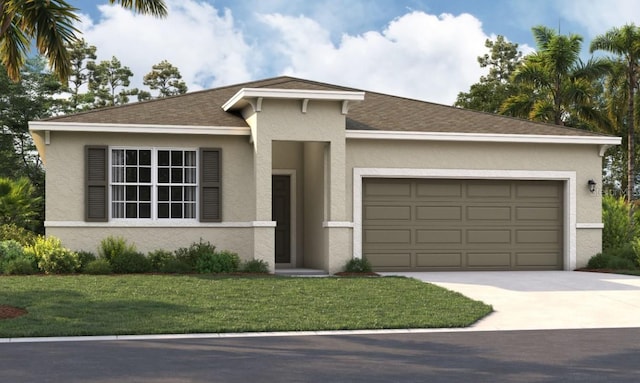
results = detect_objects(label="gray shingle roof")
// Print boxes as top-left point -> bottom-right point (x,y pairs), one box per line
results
44,76 -> 609,137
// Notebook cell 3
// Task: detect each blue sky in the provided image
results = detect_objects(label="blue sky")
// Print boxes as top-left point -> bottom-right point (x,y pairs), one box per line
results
72,0 -> 640,105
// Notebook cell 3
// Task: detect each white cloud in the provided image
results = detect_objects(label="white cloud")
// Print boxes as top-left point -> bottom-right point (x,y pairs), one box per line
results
557,0 -> 640,38
259,11 -> 490,104
78,0 -> 254,94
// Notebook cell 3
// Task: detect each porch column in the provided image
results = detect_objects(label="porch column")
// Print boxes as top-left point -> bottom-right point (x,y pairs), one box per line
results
253,132 -> 276,270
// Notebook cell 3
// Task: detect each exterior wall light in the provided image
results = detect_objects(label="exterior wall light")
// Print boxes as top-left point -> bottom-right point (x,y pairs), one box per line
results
588,179 -> 597,193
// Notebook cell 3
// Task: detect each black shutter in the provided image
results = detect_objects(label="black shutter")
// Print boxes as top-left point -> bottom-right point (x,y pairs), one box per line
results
200,148 -> 221,222
85,145 -> 108,222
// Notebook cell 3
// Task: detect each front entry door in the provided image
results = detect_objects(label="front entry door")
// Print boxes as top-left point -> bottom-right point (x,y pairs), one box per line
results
272,175 -> 291,264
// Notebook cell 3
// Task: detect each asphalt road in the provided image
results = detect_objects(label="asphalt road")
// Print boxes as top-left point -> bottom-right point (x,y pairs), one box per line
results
1,328 -> 639,382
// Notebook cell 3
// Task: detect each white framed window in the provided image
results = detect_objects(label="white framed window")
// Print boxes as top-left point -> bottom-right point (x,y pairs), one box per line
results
110,147 -> 198,220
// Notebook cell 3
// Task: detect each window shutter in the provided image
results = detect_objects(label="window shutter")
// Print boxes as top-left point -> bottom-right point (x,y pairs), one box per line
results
85,145 -> 108,222
200,148 -> 221,222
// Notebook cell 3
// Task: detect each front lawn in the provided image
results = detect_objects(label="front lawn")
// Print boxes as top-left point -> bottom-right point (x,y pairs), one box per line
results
0,275 -> 492,338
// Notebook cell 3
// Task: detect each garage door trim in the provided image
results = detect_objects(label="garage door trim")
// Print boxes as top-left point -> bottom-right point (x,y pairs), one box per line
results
352,168 -> 576,270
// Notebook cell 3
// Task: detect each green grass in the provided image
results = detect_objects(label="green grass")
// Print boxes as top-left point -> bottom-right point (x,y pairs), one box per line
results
0,275 -> 492,338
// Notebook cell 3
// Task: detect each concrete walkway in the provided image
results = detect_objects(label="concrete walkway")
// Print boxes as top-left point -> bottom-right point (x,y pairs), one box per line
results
381,271 -> 640,330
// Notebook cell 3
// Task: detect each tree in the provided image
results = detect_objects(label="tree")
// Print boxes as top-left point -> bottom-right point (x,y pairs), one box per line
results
142,59 -> 187,98
500,26 -> 610,130
64,38 -> 97,111
455,36 -> 523,113
590,24 -> 640,202
88,56 -> 136,107
0,0 -> 167,82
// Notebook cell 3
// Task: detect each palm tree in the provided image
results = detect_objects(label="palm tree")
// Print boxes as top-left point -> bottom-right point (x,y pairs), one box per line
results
500,26 -> 610,130
0,0 -> 167,82
590,24 -> 640,202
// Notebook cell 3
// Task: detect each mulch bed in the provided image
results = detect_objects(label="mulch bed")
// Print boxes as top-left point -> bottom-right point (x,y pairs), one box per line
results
333,272 -> 380,277
0,305 -> 28,320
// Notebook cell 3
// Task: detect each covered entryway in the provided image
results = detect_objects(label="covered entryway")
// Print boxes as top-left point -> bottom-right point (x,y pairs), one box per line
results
362,178 -> 563,271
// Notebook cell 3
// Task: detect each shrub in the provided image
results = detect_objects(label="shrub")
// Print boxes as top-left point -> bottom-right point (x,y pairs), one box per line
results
344,258 -> 373,273
159,258 -> 193,274
109,251 -> 151,274
147,249 -> 175,272
24,236 -> 80,274
76,251 -> 97,272
195,250 -> 240,273
607,256 -> 637,270
240,259 -> 270,273
608,243 -> 639,267
586,253 -> 610,269
84,259 -> 113,275
99,236 -> 136,262
3,258 -> 35,275
602,195 -> 635,251
0,224 -> 38,246
175,239 -> 216,270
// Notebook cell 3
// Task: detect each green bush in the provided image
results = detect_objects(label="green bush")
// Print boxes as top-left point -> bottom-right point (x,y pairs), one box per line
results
99,236 -> 136,262
147,249 -> 175,272
240,259 -> 270,273
175,239 -> 216,270
109,251 -> 151,274
344,257 -> 373,273
607,256 -> 637,270
159,258 -> 193,274
24,236 -> 80,274
0,224 -> 38,246
602,195 -> 635,251
586,253 -> 609,269
195,250 -> 240,273
84,259 -> 113,275
3,258 -> 35,275
607,243 -> 639,267
76,251 -> 97,272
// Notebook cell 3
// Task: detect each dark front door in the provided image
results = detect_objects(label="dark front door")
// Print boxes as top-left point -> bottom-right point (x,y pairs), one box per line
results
272,175 -> 291,264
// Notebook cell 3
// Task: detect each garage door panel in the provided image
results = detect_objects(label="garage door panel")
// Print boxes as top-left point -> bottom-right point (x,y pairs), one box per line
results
467,252 -> 511,267
467,206 -> 511,221
467,230 -> 511,244
363,179 -> 563,271
416,182 -> 462,197
364,229 -> 411,244
365,252 -> 411,267
364,205 -> 412,220
417,252 -> 462,267
516,252 -> 561,267
416,206 -> 462,220
416,230 -> 462,244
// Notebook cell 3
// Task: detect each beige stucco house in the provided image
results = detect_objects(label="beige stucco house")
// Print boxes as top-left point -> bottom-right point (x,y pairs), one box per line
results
29,76 -> 620,274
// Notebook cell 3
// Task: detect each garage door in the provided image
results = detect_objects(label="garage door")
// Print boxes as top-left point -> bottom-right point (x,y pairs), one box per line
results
362,178 -> 563,271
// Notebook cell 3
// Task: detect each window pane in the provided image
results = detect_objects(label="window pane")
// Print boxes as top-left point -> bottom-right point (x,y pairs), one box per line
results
171,186 -> 183,201
158,203 -> 169,218
158,150 -> 169,166
140,203 -> 151,218
158,168 -> 169,183
126,203 -> 137,218
171,151 -> 182,166
112,150 -> 124,166
112,185 -> 124,201
112,202 -> 124,218
185,168 -> 196,183
184,203 -> 196,219
158,186 -> 169,201
139,167 -> 151,183
171,203 -> 183,218
139,186 -> 151,201
126,150 -> 137,165
171,168 -> 183,183
184,186 -> 196,202
139,150 -> 151,166
185,151 -> 196,166
126,186 -> 137,201
112,166 -> 124,183
126,167 -> 137,182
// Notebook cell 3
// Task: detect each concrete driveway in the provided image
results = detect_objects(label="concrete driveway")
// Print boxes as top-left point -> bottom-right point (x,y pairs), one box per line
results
381,271 -> 640,331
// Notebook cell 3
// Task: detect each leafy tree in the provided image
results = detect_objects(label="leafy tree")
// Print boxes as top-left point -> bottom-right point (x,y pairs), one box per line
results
64,38 -> 97,111
500,26 -> 610,130
591,24 -> 640,202
455,36 -> 523,113
0,177 -> 41,230
142,60 -> 188,98
0,0 -> 167,82
88,56 -> 137,107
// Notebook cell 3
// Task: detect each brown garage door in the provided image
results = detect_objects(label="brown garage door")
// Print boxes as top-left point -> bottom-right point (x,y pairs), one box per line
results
362,178 -> 563,271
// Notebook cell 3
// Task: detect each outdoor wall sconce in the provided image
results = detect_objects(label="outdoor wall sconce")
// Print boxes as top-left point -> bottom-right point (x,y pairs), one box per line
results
588,179 -> 597,193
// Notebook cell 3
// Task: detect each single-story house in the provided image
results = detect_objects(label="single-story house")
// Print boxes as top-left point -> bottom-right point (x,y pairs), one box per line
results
29,76 -> 621,274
